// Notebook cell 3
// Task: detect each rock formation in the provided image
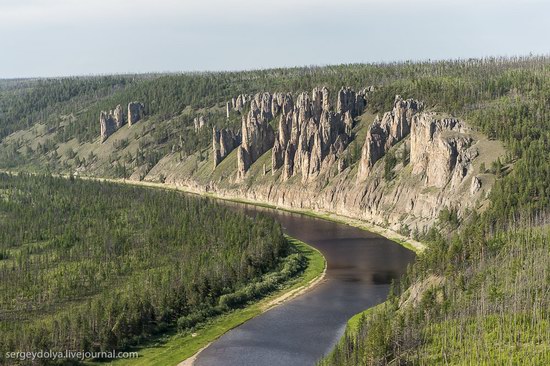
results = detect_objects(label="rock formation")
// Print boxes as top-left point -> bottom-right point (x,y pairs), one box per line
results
232,94 -> 249,113
337,87 -> 356,115
410,114 -> 477,188
194,116 -> 207,132
226,102 -> 231,118
236,97 -> 275,179
471,176 -> 482,195
99,104 -> 126,143
113,104 -> 124,128
99,111 -> 117,143
212,128 -> 241,167
128,102 -> 145,126
357,96 -> 422,180
269,87 -> 363,182
138,92 -> 501,233
337,87 -> 367,117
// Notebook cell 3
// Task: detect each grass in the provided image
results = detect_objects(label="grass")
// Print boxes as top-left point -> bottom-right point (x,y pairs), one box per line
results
318,303 -> 387,365
346,303 -> 385,332
419,314 -> 550,365
91,236 -> 326,366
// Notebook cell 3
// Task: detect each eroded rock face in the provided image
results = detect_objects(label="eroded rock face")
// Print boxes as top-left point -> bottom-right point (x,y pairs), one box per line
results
128,102 -> 145,126
99,104 -> 126,142
471,176 -> 482,195
410,114 -> 476,188
234,94 -> 249,112
337,87 -> 356,115
194,116 -> 207,132
113,105 -> 124,129
231,87 -> 368,182
272,110 -> 293,173
273,88 -> 354,182
99,111 -> 117,143
357,96 -> 422,180
143,92 -> 501,234
213,127 -> 241,167
236,101 -> 275,179
226,102 -> 231,118
357,119 -> 387,179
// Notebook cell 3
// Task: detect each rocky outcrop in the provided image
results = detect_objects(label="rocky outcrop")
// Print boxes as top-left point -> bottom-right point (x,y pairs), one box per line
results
194,116 -> 207,132
357,96 -> 422,180
212,128 -> 241,167
337,87 -> 367,117
272,110 -> 293,173
99,111 -> 117,143
226,102 -> 231,118
99,105 -> 126,143
113,105 -> 124,128
471,176 -> 482,195
236,97 -> 275,179
128,102 -> 145,126
269,87 -> 358,182
231,94 -> 250,114
271,92 -> 294,117
410,114 -> 477,188
143,93 -> 502,234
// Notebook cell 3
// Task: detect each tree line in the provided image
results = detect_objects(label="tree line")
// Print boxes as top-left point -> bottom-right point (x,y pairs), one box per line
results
0,173 -> 294,363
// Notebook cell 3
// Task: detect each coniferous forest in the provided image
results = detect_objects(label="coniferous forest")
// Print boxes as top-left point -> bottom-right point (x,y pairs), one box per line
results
0,173 -> 297,362
0,55 -> 548,365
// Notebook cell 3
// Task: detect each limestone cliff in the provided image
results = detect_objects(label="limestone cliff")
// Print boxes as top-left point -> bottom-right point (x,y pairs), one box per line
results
236,94 -> 276,180
99,111 -> 116,143
142,91 -> 503,235
128,102 -> 145,126
99,104 -> 125,143
357,96 -> 422,180
194,116 -> 207,132
410,114 -> 477,189
268,87 -> 365,182
213,128 -> 241,167
99,102 -> 144,142
113,104 -> 124,129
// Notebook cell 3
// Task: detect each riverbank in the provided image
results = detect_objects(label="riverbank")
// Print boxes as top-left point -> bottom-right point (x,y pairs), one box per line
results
1,170 -> 424,253
94,237 -> 326,366
3,170 -> 419,365
94,177 -> 425,254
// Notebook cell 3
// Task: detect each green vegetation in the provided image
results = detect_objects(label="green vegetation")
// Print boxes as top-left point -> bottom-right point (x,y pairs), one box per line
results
104,237 -> 325,366
1,56 -> 548,185
320,225 -> 549,365
0,56 -> 548,364
317,57 -> 550,365
0,172 -> 301,364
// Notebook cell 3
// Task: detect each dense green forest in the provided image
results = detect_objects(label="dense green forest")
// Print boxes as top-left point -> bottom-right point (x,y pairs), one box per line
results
0,56 -> 549,364
318,57 -> 550,364
0,173 -> 303,364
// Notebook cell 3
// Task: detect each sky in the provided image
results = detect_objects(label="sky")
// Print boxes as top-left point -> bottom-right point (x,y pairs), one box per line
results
0,0 -> 548,78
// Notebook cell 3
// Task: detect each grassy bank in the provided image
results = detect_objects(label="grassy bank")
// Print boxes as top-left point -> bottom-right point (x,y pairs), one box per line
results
94,237 -> 326,366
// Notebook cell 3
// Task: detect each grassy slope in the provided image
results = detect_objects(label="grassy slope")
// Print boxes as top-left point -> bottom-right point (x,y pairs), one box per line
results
95,237 -> 326,366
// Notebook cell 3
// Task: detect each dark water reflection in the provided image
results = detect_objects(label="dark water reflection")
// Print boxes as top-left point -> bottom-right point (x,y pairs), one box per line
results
195,203 -> 416,366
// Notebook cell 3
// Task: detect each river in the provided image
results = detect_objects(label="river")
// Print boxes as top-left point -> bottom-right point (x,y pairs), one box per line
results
194,202 -> 416,366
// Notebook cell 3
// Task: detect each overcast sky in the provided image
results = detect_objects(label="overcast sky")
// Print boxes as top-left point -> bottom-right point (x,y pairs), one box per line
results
1,0 -> 548,78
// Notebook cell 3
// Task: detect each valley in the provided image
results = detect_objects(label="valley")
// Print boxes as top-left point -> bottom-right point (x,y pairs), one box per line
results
0,56 -> 548,365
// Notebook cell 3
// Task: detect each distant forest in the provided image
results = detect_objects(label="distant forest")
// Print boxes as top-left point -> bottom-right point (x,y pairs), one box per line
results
0,173 -> 299,361
0,56 -> 549,365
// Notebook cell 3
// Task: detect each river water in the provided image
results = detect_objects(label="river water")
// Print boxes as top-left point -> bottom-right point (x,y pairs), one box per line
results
195,203 -> 416,366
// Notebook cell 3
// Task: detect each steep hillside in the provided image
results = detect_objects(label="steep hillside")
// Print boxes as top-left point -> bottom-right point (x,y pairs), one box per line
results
0,56 -> 548,364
